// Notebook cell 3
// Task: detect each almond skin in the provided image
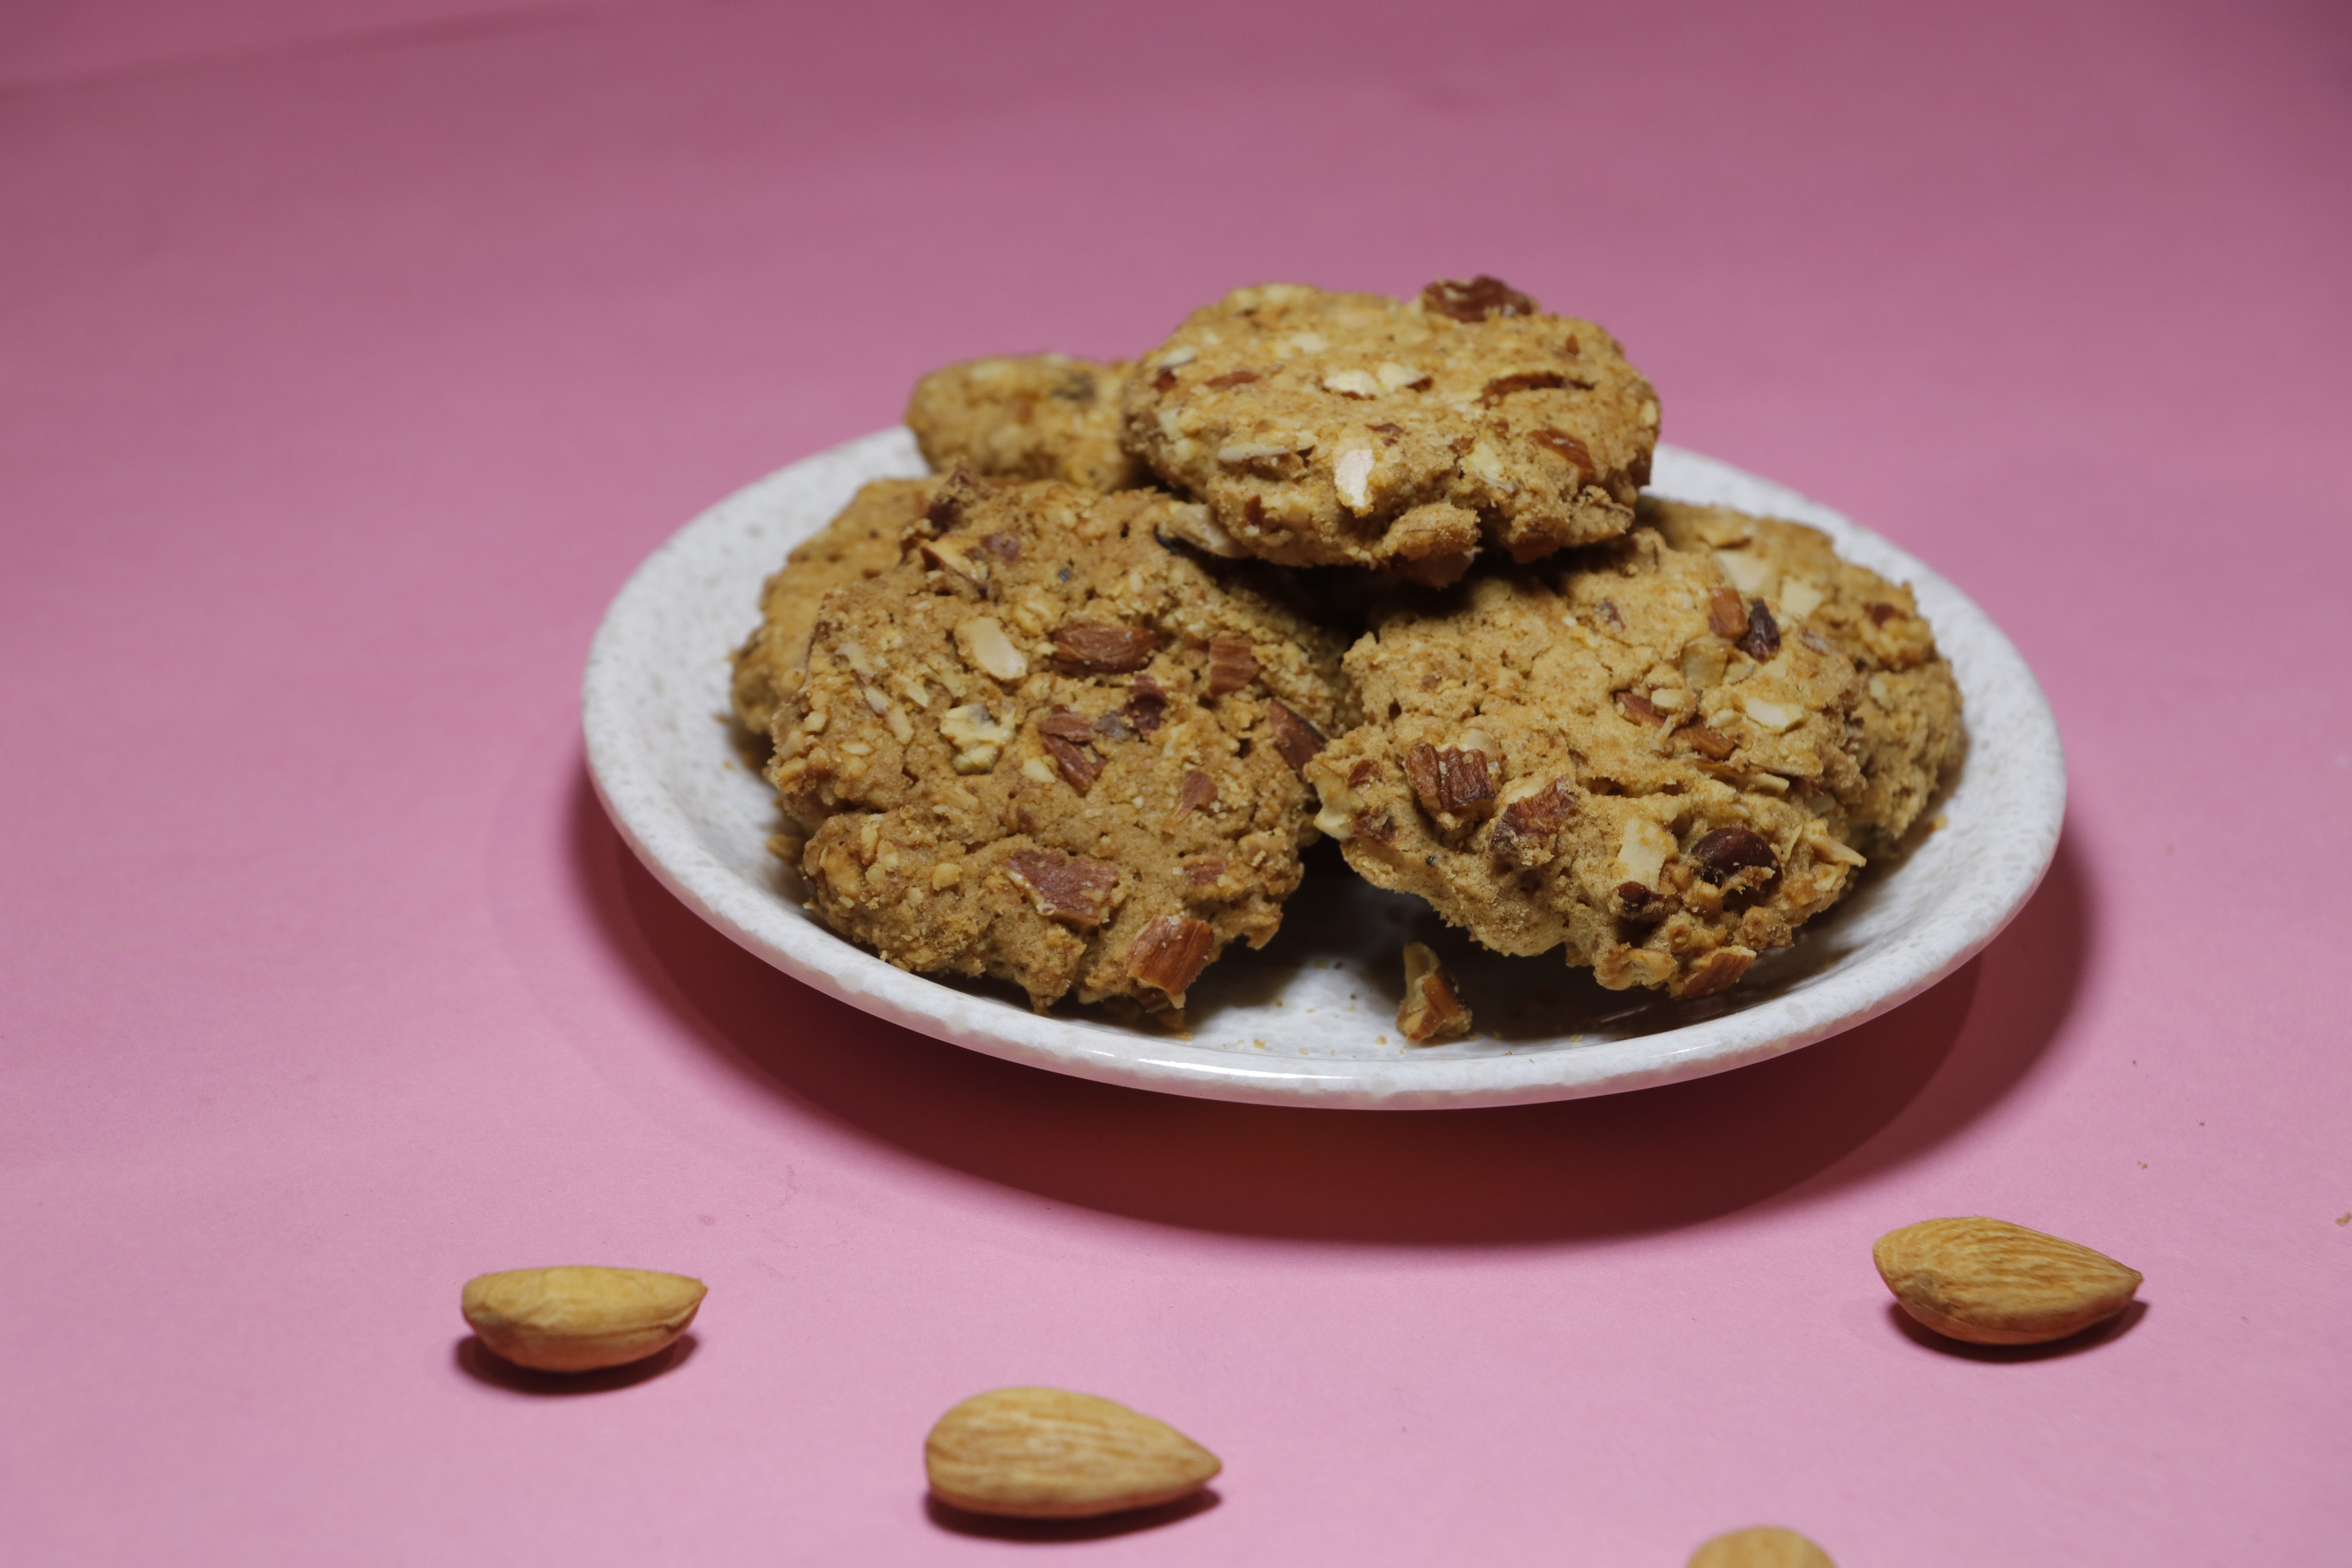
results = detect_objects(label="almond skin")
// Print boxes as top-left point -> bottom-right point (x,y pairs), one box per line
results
924,1387 -> 1221,1519
460,1266 -> 705,1373
1874,1217 -> 2141,1345
1687,1525 -> 1837,1567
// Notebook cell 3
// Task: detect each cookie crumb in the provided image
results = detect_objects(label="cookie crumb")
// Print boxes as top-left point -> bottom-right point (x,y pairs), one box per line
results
1397,943 -> 1473,1043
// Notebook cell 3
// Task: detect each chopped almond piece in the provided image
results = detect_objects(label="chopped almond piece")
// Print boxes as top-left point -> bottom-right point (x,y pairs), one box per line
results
1398,942 -> 1472,1042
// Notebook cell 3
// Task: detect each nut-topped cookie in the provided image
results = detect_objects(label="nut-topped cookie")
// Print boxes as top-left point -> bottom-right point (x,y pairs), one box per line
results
906,354 -> 1145,492
1302,500 -> 1960,999
768,474 -> 1350,1014
1644,499 -> 1962,851
730,477 -> 938,745
1119,279 -> 1658,582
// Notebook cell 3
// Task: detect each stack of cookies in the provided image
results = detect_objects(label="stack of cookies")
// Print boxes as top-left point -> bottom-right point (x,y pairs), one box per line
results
734,279 -> 1962,1031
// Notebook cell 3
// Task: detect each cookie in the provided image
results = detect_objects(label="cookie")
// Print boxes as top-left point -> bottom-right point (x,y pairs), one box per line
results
905,354 -> 1145,492
729,477 -> 937,746
1643,499 -> 1963,850
1301,501 -> 1961,999
1119,279 -> 1658,581
768,474 -> 1351,1014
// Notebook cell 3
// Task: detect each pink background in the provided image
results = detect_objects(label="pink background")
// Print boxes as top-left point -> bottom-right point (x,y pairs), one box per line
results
4,1 -> 2348,1561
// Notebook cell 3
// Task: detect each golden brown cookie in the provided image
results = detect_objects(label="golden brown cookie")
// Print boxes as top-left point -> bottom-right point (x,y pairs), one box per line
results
1644,499 -> 1963,850
1302,501 -> 1961,999
905,354 -> 1145,492
1119,279 -> 1657,581
768,474 -> 1351,1014
729,477 -> 937,745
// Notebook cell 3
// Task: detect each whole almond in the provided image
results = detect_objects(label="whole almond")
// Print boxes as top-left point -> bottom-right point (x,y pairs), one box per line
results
1874,1217 -> 2141,1345
460,1266 -> 706,1372
924,1386 -> 1221,1519
1688,1525 -> 1836,1567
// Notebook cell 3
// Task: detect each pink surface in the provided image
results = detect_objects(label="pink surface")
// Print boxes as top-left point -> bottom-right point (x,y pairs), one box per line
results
3,1 -> 2347,1561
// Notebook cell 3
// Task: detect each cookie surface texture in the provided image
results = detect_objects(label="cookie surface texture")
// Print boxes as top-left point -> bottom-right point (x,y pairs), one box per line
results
768,476 -> 1350,1014
1120,279 -> 1658,579
906,354 -> 1145,492
730,477 -> 936,744
1303,502 -> 1960,999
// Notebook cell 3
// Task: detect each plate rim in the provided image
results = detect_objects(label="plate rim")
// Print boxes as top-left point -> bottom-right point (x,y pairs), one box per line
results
582,429 -> 2064,1109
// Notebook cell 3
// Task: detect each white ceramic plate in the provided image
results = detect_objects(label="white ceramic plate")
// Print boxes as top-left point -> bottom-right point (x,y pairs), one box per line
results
584,430 -> 2062,1109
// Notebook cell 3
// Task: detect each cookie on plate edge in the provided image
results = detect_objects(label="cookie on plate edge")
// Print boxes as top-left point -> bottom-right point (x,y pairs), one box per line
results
1301,497 -> 1962,1000
729,476 -> 940,746
768,473 -> 1353,1016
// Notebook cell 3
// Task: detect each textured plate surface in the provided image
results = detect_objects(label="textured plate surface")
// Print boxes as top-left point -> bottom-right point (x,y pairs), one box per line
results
583,431 -> 2063,1108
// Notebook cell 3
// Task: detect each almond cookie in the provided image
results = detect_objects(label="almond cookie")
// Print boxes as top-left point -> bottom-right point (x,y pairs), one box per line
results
1644,499 -> 1962,850
1119,279 -> 1658,581
1302,501 -> 1960,999
768,474 -> 1350,1014
729,477 -> 938,744
906,354 -> 1145,492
